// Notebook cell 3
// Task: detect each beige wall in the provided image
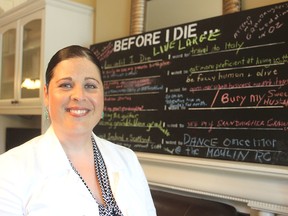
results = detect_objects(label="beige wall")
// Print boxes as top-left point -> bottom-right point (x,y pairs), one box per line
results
242,0 -> 287,10
70,0 -> 287,44
145,0 -> 288,32
72,0 -> 131,43
145,0 -> 223,32
94,0 -> 131,43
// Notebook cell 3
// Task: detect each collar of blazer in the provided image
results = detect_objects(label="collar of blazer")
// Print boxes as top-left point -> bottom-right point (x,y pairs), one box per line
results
38,127 -> 127,182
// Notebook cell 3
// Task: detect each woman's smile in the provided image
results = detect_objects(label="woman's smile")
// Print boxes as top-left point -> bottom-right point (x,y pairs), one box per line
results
66,107 -> 91,116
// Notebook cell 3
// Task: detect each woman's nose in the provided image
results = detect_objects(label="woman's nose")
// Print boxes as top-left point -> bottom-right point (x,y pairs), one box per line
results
71,86 -> 86,101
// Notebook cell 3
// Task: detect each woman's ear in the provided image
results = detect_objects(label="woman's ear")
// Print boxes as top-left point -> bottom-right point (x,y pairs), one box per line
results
43,84 -> 49,107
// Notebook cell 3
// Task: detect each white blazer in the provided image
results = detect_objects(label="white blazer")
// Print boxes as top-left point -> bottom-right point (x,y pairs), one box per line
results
0,126 -> 156,216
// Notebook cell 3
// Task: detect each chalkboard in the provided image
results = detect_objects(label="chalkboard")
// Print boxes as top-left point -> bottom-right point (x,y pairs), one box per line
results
91,2 -> 288,166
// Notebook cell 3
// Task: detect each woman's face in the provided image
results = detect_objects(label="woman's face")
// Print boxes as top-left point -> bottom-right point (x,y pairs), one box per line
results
44,57 -> 104,136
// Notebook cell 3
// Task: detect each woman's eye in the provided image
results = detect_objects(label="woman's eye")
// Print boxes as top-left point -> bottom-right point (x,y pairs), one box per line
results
85,83 -> 97,89
59,83 -> 72,88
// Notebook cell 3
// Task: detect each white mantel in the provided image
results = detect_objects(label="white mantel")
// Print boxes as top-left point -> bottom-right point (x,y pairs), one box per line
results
137,152 -> 288,215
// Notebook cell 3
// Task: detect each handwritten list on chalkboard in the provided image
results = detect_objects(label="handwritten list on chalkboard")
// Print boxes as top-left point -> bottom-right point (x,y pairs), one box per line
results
91,2 -> 288,165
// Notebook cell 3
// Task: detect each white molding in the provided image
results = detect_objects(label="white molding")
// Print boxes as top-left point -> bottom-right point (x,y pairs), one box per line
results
137,151 -> 288,176
45,0 -> 93,14
137,152 -> 288,215
0,106 -> 41,115
0,0 -> 93,26
248,201 -> 288,215
150,181 -> 249,203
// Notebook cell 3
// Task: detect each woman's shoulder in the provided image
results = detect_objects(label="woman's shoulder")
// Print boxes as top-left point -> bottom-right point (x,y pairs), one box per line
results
0,135 -> 45,172
0,135 -> 46,190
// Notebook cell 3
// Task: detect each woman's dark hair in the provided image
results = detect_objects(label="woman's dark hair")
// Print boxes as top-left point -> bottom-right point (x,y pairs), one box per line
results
45,45 -> 103,87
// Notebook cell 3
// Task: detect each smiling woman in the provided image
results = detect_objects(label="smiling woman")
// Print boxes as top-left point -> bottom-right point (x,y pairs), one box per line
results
44,57 -> 104,138
0,45 -> 156,216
